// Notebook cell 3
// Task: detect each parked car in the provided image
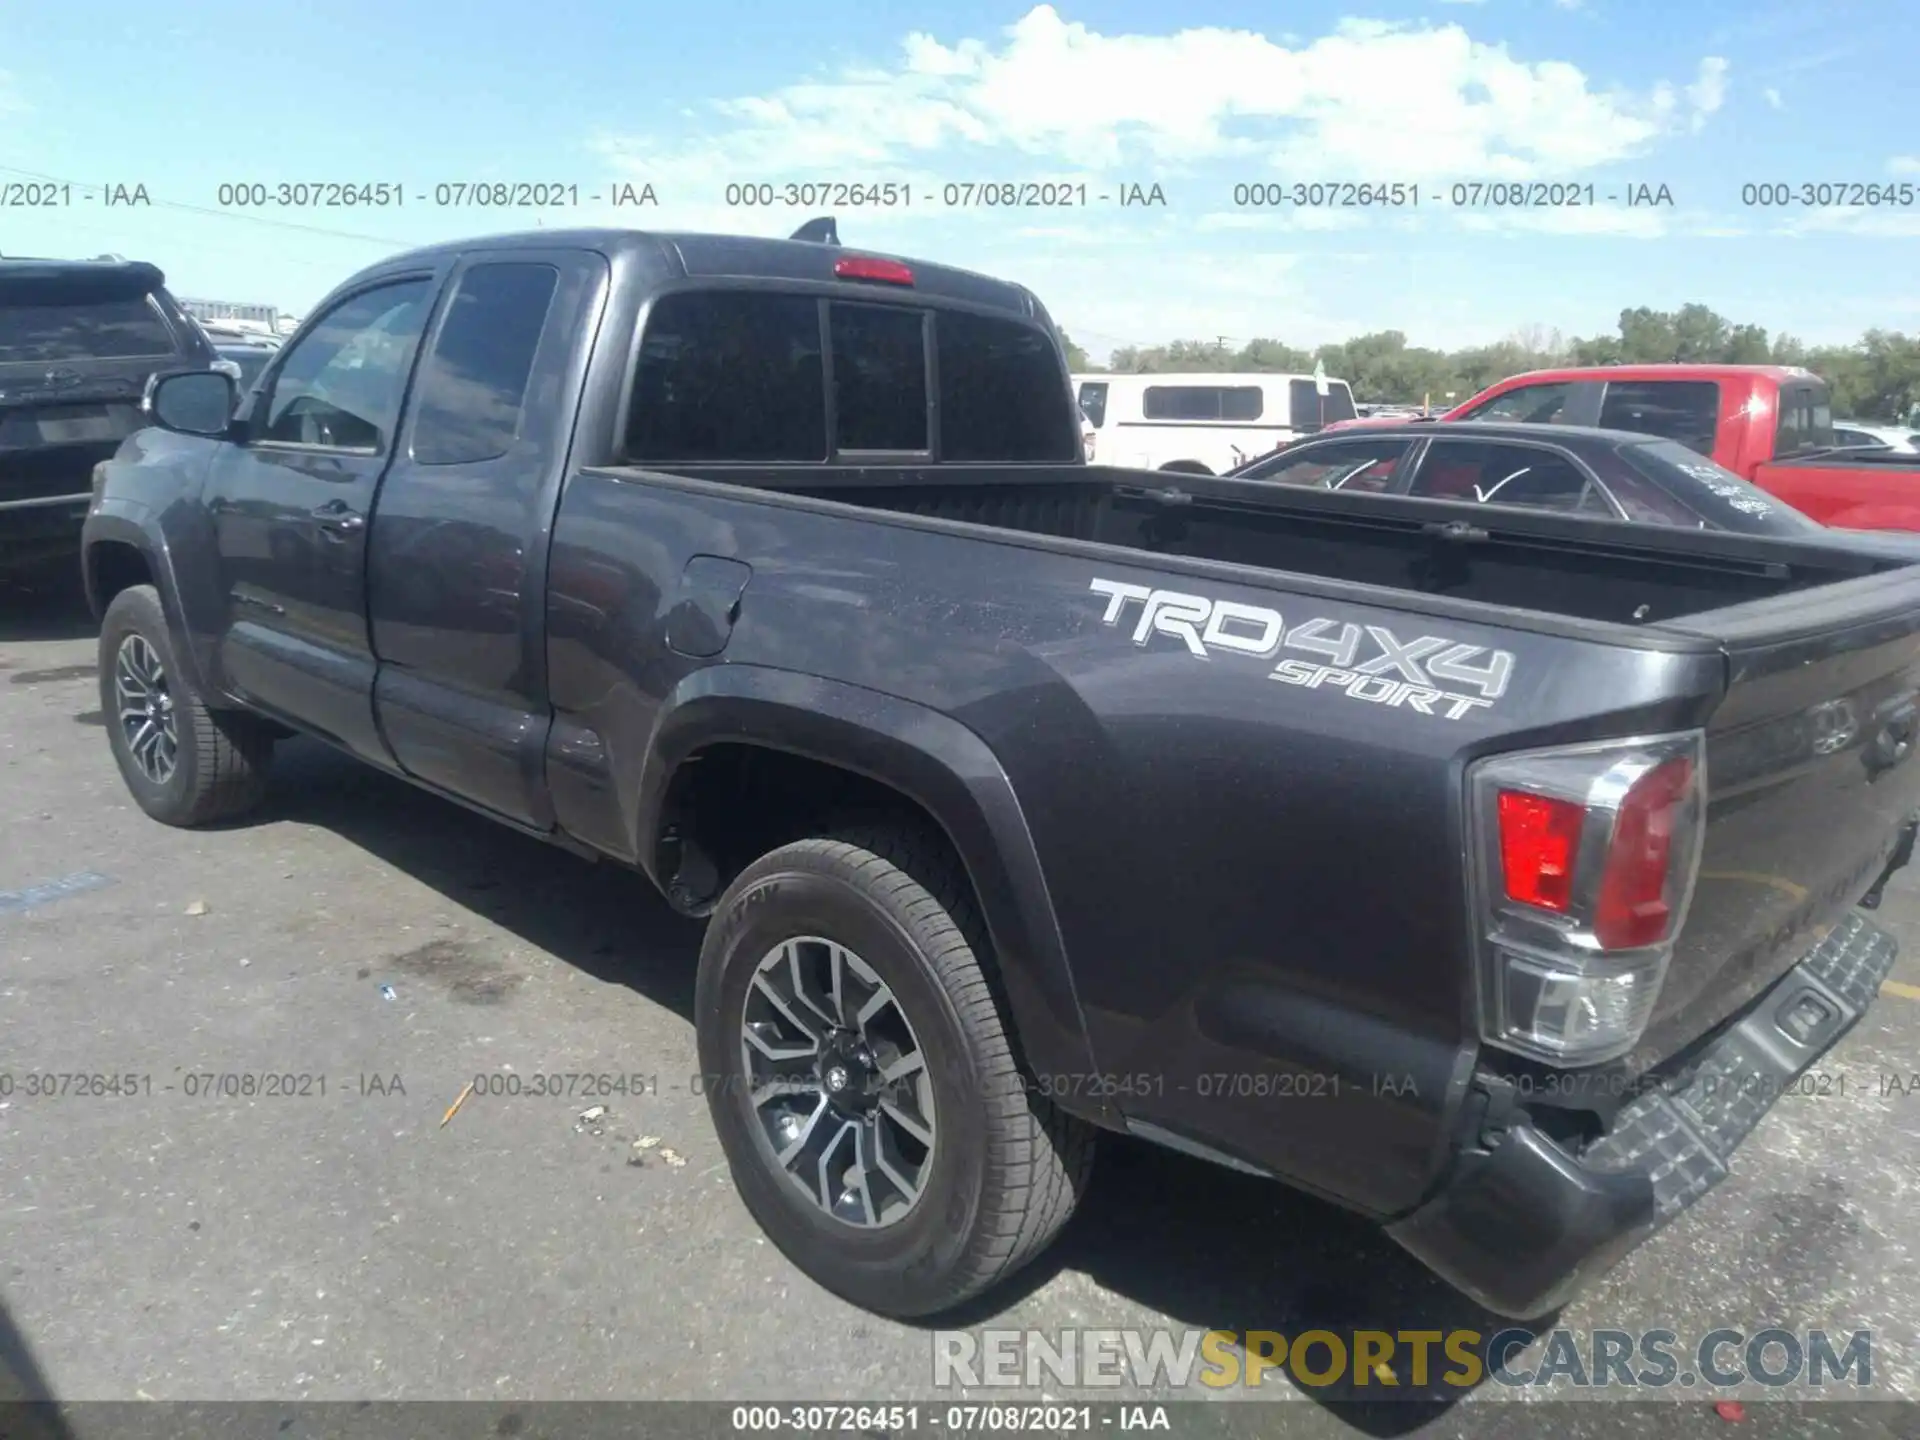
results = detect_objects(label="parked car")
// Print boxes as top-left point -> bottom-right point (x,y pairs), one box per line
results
1228,420 -> 1854,534
0,257 -> 215,574
1832,420 -> 1920,453
1078,405 -> 1096,461
1072,369 -> 1357,474
1323,364 -> 1920,531
211,339 -> 277,393
87,224 -> 1920,1324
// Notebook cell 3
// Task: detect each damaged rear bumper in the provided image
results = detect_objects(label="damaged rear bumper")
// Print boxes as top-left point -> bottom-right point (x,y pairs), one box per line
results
1387,910 -> 1897,1318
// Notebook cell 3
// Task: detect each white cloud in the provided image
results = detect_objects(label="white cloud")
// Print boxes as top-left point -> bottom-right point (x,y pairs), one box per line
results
1764,87 -> 1783,109
1890,156 -> 1920,176
1775,209 -> 1920,239
596,6 -> 1731,210
1682,56 -> 1729,132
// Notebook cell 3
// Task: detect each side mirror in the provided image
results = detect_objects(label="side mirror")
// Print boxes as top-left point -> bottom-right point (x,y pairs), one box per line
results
144,370 -> 237,438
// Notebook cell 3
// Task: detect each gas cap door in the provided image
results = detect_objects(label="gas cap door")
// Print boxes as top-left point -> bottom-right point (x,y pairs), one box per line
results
665,555 -> 753,658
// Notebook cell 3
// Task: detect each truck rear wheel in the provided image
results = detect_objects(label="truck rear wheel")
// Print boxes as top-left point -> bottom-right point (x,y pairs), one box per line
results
695,825 -> 1095,1317
99,585 -> 275,827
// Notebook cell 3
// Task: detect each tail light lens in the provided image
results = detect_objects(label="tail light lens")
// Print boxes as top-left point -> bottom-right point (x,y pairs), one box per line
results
1467,732 -> 1706,1065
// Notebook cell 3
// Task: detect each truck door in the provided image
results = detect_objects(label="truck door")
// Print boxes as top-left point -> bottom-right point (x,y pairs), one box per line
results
365,250 -> 608,827
203,274 -> 440,761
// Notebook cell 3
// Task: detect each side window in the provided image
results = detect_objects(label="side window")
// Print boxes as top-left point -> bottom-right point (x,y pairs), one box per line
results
1141,385 -> 1264,422
936,310 -> 1078,462
829,302 -> 928,453
1243,438 -> 1412,492
261,280 -> 432,452
1597,380 -> 1720,454
411,263 -> 559,466
1460,382 -> 1575,424
626,291 -> 826,462
1289,379 -> 1347,430
1410,441 -> 1604,514
1077,381 -> 1108,428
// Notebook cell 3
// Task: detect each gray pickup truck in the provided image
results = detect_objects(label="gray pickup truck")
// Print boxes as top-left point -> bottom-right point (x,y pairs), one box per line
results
84,222 -> 1920,1321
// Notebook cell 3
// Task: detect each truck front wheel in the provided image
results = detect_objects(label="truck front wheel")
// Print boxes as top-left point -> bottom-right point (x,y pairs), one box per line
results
98,584 -> 275,827
695,826 -> 1096,1317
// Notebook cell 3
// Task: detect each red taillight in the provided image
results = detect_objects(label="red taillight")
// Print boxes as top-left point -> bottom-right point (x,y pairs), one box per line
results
834,256 -> 914,286
1594,756 -> 1694,949
1497,790 -> 1584,912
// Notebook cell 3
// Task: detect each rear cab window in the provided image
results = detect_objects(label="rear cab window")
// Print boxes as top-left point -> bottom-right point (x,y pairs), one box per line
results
1597,380 -> 1721,455
625,289 -> 1075,464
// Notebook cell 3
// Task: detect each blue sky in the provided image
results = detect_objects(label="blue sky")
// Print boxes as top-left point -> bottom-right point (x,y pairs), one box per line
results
3,0 -> 1916,362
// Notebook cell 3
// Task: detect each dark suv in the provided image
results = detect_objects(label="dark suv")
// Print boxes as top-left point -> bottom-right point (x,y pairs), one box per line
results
1,258 -> 215,575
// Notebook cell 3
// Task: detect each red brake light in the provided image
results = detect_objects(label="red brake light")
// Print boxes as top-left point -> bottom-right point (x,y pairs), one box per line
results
1497,790 -> 1584,912
834,256 -> 914,286
1594,756 -> 1695,949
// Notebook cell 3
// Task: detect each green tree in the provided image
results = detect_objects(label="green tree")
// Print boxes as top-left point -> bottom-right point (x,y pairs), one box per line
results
1058,330 -> 1092,372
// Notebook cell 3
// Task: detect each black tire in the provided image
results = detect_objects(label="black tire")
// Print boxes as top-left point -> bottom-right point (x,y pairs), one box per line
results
98,585 -> 274,827
696,825 -> 1096,1317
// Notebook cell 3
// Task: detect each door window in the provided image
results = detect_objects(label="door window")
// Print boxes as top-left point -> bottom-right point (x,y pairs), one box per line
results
1459,382 -> 1576,424
1076,380 -> 1108,428
411,263 -> 559,465
261,280 -> 433,452
1240,438 -> 1412,492
1409,440 -> 1610,515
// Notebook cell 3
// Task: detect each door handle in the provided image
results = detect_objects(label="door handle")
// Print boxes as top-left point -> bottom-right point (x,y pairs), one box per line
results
310,500 -> 366,537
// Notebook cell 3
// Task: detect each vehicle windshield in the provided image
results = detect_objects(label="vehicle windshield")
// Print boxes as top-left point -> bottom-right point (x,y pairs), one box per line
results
1612,439 -> 1825,537
0,292 -> 177,363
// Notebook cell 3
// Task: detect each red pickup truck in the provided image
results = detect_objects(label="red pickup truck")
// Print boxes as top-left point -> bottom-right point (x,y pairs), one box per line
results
1326,365 -> 1920,530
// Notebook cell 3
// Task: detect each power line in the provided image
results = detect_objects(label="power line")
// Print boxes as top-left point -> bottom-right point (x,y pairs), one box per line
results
0,164 -> 411,247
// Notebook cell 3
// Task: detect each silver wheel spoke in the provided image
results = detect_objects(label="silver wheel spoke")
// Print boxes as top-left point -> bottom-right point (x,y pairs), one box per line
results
787,942 -> 840,1029
879,1050 -> 925,1084
751,973 -> 820,1044
775,1095 -> 830,1167
879,1096 -> 935,1148
742,1022 -> 817,1063
816,1118 -> 859,1213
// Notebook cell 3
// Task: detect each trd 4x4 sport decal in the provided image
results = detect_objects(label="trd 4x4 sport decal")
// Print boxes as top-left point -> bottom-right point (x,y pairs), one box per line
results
1089,578 -> 1514,721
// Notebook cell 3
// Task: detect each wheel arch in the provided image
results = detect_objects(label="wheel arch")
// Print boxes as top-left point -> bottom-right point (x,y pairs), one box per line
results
82,512 -> 212,695
634,664 -> 1112,1122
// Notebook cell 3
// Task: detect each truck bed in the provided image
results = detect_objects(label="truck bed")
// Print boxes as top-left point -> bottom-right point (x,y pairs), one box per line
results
640,461 -> 1904,630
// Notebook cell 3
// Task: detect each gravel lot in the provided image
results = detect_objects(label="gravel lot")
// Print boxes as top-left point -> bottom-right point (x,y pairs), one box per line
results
4,570 -> 1918,1438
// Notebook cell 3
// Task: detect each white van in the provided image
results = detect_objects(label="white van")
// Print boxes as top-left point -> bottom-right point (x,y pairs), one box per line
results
1072,371 -> 1358,474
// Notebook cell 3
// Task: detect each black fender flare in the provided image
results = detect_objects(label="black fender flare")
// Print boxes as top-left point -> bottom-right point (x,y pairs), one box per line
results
80,505 -> 215,697
633,664 -> 1114,1124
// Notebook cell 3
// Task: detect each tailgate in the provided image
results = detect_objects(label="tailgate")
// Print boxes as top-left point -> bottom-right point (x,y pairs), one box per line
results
1638,565 -> 1920,1066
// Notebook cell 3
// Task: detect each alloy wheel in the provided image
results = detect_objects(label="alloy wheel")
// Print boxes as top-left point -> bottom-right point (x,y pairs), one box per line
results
739,936 -> 938,1228
114,633 -> 179,785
